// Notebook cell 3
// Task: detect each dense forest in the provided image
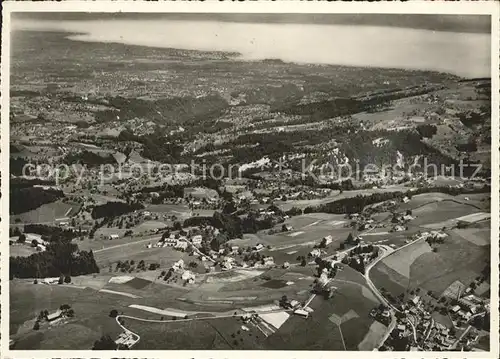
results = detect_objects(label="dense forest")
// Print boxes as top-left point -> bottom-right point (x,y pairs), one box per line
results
91,201 -> 144,219
63,150 -> 116,167
10,186 -> 65,215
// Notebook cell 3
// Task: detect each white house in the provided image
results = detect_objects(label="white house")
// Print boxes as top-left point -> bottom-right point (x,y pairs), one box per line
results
191,235 -> 203,246
47,310 -> 62,322
173,259 -> 185,271
109,234 -> 120,240
309,248 -> 321,258
294,309 -> 309,318
175,241 -> 188,251
263,256 -> 275,266
394,225 -> 406,232
181,270 -> 196,283
26,233 -> 43,242
253,243 -> 264,251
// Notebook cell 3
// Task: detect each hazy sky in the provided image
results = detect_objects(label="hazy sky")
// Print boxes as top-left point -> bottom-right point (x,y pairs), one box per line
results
12,14 -> 491,78
12,13 -> 491,33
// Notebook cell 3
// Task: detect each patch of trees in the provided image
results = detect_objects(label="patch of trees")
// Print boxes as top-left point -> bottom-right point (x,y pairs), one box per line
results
10,157 -> 30,176
91,201 -> 144,219
285,207 -> 303,217
416,124 -> 437,138
140,134 -> 184,163
11,177 -> 56,190
63,150 -> 116,167
458,109 -> 489,128
341,245 -> 378,273
232,83 -> 303,107
96,94 -> 228,125
210,232 -> 230,252
471,312 -> 490,331
456,142 -> 478,152
314,257 -> 337,278
10,242 -> 99,279
92,335 -> 117,350
10,186 -> 65,215
24,224 -> 79,243
213,211 -> 242,239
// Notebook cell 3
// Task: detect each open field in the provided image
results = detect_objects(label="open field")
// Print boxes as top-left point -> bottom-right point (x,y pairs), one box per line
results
9,279 -> 151,349
10,244 -> 38,257
371,227 -> 489,297
10,200 -> 79,224
408,233 -> 489,295
125,316 -> 261,350
383,240 -> 431,278
358,321 -> 387,350
452,225 -> 490,246
78,233 -> 161,252
266,281 -> 380,350
94,245 -> 196,270
273,184 -> 412,211
410,200 -> 482,228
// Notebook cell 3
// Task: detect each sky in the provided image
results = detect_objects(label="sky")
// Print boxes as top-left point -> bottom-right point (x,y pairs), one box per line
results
12,13 -> 491,33
11,13 -> 492,78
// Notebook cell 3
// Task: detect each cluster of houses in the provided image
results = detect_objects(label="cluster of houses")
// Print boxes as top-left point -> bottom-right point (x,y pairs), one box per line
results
115,331 -> 140,349
449,294 -> 488,322
171,259 -> 196,284
416,230 -> 448,244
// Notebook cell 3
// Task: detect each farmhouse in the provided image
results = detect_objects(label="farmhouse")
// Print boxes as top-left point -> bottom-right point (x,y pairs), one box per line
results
26,233 -> 43,242
115,332 -> 138,348
309,248 -> 321,258
191,235 -> 203,246
181,270 -> 196,284
293,309 -> 309,318
162,238 -> 177,247
108,234 -> 120,240
47,310 -> 62,322
403,214 -> 414,222
393,225 -> 406,232
263,256 -> 275,266
175,241 -> 188,251
253,243 -> 264,251
43,277 -> 60,285
173,259 -> 185,271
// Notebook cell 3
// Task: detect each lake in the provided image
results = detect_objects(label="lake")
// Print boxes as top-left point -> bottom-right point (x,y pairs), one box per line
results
13,18 -> 491,78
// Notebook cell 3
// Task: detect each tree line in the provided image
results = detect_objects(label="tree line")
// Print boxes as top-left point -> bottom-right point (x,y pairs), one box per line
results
10,241 -> 100,279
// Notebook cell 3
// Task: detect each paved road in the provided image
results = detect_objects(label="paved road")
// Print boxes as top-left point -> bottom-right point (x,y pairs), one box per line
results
364,236 -> 427,349
407,314 -> 418,343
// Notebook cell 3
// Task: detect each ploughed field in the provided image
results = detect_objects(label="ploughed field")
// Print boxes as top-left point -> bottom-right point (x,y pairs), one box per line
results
370,196 -> 490,297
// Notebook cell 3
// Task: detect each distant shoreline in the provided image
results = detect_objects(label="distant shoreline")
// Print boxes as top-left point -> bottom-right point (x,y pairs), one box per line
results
12,13 -> 491,35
